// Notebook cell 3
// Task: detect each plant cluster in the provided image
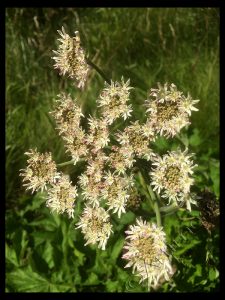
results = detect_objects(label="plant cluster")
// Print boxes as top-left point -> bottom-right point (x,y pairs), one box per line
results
20,27 -> 201,290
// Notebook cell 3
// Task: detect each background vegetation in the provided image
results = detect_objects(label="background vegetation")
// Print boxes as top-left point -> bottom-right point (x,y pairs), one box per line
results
6,8 -> 220,292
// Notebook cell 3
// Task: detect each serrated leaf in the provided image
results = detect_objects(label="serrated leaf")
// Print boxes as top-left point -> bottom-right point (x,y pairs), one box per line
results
106,280 -> 119,292
6,243 -> 19,267
84,272 -> 99,286
7,267 -> 52,292
31,230 -> 55,246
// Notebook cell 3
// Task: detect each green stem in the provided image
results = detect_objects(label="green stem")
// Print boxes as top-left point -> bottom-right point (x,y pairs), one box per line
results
138,171 -> 162,227
57,159 -> 75,167
86,58 -> 111,84
147,185 -> 162,227
160,202 -> 179,213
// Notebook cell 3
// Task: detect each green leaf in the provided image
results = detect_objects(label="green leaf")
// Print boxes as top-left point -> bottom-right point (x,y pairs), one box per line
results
209,267 -> 219,281
106,280 -> 119,292
31,230 -> 55,246
110,237 -> 124,262
119,211 -> 135,225
7,267 -> 53,292
84,272 -> 100,286
6,243 -> 19,267
189,129 -> 202,147
174,240 -> 201,256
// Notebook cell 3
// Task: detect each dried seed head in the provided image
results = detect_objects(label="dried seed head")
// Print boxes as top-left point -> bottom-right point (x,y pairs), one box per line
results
197,189 -> 220,233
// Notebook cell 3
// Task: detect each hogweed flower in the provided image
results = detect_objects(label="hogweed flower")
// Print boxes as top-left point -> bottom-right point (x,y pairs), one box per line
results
122,218 -> 173,290
46,174 -> 78,218
97,78 -> 133,124
76,205 -> 113,250
126,187 -> 142,210
150,148 -> 197,210
79,151 -> 108,207
116,121 -> 155,161
85,116 -> 110,152
102,171 -> 134,218
64,127 -> 88,164
86,150 -> 108,182
79,173 -> 103,207
52,27 -> 89,89
50,93 -> 84,137
20,149 -> 60,193
145,83 -> 199,137
108,145 -> 135,175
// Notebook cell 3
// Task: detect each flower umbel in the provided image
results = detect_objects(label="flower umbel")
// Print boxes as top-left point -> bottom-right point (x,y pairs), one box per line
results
117,121 -> 155,161
102,171 -> 134,218
50,93 -> 84,138
76,206 -> 113,250
46,174 -> 78,218
145,83 -> 199,137
20,149 -> 60,193
97,78 -> 133,124
122,218 -> 173,290
150,149 -> 197,210
52,27 -> 89,89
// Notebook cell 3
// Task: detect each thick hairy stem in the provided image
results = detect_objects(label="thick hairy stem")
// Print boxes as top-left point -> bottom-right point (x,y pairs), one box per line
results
86,58 -> 111,84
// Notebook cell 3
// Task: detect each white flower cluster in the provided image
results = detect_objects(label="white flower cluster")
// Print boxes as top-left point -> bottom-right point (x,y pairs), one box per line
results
20,149 -> 60,193
76,206 -> 113,250
52,27 -> 90,89
150,149 -> 197,211
145,83 -> 199,137
20,149 -> 76,219
20,27 -> 201,289
97,78 -> 133,124
122,218 -> 173,290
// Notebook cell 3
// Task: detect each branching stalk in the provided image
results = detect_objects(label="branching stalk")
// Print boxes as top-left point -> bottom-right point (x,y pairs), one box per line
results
86,58 -> 111,84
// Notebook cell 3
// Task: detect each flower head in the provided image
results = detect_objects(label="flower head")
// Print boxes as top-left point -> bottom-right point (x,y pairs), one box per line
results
50,93 -> 84,137
102,171 -> 134,218
52,27 -> 89,89
108,145 -> 135,175
64,127 -> 88,164
122,218 -> 173,290
145,83 -> 199,137
97,78 -> 133,124
20,149 -> 60,193
117,121 -> 155,161
150,148 -> 197,210
85,116 -> 110,152
79,151 -> 107,207
46,174 -> 78,218
76,206 -> 113,250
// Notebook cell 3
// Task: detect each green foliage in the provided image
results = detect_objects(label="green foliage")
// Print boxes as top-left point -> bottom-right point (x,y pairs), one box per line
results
6,8 -> 219,292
